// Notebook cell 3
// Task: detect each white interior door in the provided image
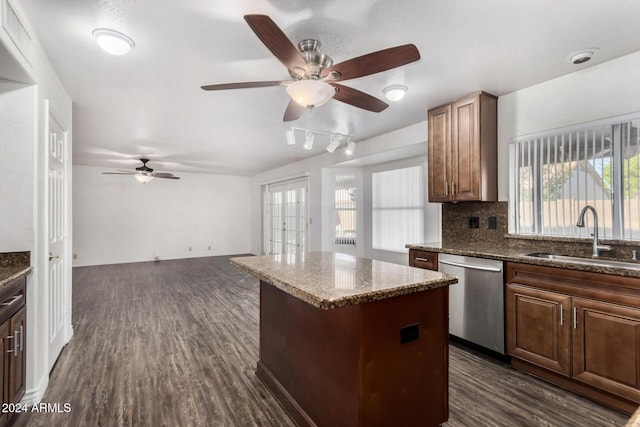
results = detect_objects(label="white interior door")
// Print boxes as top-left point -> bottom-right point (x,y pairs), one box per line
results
47,110 -> 68,371
265,178 -> 308,256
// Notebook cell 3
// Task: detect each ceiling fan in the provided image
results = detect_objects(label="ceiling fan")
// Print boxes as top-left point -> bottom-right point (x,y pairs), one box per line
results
201,14 -> 421,121
102,158 -> 180,183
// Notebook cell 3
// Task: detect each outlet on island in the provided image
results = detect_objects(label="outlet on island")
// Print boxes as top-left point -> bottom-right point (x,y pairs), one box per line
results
468,217 -> 480,229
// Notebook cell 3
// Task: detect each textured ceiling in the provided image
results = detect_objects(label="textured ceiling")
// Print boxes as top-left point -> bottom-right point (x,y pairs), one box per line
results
18,0 -> 640,176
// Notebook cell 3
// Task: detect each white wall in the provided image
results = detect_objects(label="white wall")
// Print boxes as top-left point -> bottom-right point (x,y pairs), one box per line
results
498,50 -> 640,201
73,166 -> 251,266
0,83 -> 35,251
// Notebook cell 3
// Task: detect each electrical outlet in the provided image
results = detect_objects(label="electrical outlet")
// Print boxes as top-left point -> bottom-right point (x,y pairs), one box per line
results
189,247 -> 192,252
468,217 -> 480,229
208,246 -> 211,250
488,217 -> 497,229
73,254 -> 78,260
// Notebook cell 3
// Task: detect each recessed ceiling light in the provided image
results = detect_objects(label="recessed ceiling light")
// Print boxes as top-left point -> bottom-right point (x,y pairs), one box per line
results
92,28 -> 135,55
383,85 -> 408,102
566,48 -> 599,65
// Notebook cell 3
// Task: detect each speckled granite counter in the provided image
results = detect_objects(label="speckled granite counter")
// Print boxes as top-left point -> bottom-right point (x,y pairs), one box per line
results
0,252 -> 31,289
406,242 -> 640,278
231,251 -> 457,309
627,406 -> 640,427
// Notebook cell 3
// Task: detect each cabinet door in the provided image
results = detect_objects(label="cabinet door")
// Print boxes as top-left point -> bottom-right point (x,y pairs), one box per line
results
428,104 -> 451,202
572,298 -> 640,402
451,94 -> 480,201
506,284 -> 571,375
8,307 -> 25,404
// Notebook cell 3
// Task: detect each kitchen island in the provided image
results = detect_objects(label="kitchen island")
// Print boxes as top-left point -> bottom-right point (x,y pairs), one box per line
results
231,252 -> 457,427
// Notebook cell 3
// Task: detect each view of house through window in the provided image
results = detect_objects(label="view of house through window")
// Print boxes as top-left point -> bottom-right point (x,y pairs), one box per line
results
510,116 -> 640,240
334,174 -> 357,245
372,165 -> 425,252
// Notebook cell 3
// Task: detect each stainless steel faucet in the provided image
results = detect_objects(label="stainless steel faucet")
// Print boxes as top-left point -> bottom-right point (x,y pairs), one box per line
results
576,205 -> 611,257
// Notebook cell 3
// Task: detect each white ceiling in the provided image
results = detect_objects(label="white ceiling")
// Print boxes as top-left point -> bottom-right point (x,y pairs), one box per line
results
19,0 -> 640,176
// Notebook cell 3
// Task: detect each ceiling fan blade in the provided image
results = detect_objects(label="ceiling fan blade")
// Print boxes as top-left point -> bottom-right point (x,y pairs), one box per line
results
152,172 -> 177,178
331,83 -> 389,112
201,81 -> 285,91
102,172 -> 136,175
283,99 -> 306,122
154,175 -> 180,180
244,14 -> 309,76
321,44 -> 420,81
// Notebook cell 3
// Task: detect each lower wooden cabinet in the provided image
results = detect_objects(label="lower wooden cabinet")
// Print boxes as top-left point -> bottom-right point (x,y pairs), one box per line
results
0,277 -> 26,427
506,263 -> 640,415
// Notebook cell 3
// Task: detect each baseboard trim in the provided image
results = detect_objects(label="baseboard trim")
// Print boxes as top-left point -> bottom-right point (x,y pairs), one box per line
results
21,372 -> 49,405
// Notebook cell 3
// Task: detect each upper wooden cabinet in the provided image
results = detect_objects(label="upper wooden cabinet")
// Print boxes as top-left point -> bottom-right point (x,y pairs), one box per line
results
428,92 -> 497,202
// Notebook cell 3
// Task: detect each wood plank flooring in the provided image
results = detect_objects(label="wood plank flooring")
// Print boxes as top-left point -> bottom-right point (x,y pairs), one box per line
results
12,256 -> 629,427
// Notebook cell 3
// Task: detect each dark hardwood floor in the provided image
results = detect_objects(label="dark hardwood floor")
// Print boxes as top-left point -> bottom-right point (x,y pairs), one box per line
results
13,256 -> 628,427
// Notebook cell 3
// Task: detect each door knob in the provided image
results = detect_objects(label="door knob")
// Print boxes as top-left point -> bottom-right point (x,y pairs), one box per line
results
49,252 -> 59,261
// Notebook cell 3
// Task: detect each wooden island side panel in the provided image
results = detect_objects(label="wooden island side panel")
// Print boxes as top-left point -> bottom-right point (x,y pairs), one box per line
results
258,280 -> 449,427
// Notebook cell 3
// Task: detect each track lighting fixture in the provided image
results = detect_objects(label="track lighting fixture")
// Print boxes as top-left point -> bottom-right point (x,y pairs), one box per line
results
345,139 -> 356,156
326,134 -> 340,153
286,129 -> 296,145
304,131 -> 314,150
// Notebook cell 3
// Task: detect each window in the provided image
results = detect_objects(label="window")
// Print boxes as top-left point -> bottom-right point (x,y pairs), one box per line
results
372,165 -> 425,252
334,174 -> 357,245
510,115 -> 640,240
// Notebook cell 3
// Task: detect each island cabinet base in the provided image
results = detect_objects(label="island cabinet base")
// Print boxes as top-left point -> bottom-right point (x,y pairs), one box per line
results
257,280 -> 449,427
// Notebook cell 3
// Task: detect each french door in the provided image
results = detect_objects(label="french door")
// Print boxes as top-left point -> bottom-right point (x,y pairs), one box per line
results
265,178 -> 308,256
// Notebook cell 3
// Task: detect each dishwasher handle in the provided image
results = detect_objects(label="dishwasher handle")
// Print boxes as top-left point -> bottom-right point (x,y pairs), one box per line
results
439,260 -> 502,273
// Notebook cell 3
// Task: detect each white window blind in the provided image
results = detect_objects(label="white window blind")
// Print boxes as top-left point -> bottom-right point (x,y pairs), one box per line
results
372,165 -> 424,252
510,115 -> 640,240
334,174 -> 357,245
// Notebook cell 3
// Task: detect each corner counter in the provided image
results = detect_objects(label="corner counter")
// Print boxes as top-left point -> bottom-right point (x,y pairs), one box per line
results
231,252 -> 457,427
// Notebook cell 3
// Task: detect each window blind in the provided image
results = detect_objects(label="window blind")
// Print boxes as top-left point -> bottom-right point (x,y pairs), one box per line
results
372,165 -> 424,252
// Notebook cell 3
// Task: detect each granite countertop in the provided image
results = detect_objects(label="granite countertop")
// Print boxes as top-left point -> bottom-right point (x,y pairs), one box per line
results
627,406 -> 640,427
231,252 -> 457,310
0,251 -> 32,289
406,242 -> 640,278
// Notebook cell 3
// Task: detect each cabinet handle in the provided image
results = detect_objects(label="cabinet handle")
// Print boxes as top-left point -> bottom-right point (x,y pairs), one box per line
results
560,304 -> 564,326
1,295 -> 21,306
6,333 -> 16,356
415,257 -> 430,262
444,182 -> 448,196
18,325 -> 23,354
573,307 -> 578,329
451,181 -> 456,196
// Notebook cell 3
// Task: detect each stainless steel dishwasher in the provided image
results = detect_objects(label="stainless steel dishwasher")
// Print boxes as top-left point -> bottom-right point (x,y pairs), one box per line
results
438,253 -> 505,354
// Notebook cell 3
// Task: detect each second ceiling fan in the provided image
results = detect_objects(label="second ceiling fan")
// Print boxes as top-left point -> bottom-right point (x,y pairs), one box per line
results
201,14 -> 421,122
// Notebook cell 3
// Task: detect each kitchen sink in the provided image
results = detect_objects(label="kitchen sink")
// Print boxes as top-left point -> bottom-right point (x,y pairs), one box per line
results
523,252 -> 640,271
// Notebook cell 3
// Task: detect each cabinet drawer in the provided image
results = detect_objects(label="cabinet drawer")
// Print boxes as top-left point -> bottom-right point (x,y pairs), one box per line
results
409,250 -> 439,271
0,277 -> 26,324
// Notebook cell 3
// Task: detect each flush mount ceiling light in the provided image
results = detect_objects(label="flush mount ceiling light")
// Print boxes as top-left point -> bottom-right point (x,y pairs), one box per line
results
134,174 -> 154,183
286,80 -> 335,109
566,48 -> 599,65
383,85 -> 408,102
92,28 -> 135,55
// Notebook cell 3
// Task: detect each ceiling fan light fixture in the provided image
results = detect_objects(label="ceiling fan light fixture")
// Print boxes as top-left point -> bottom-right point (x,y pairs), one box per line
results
326,134 -> 340,153
135,173 -> 154,183
345,139 -> 356,156
286,80 -> 335,108
303,131 -> 314,150
92,28 -> 135,55
383,85 -> 407,102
